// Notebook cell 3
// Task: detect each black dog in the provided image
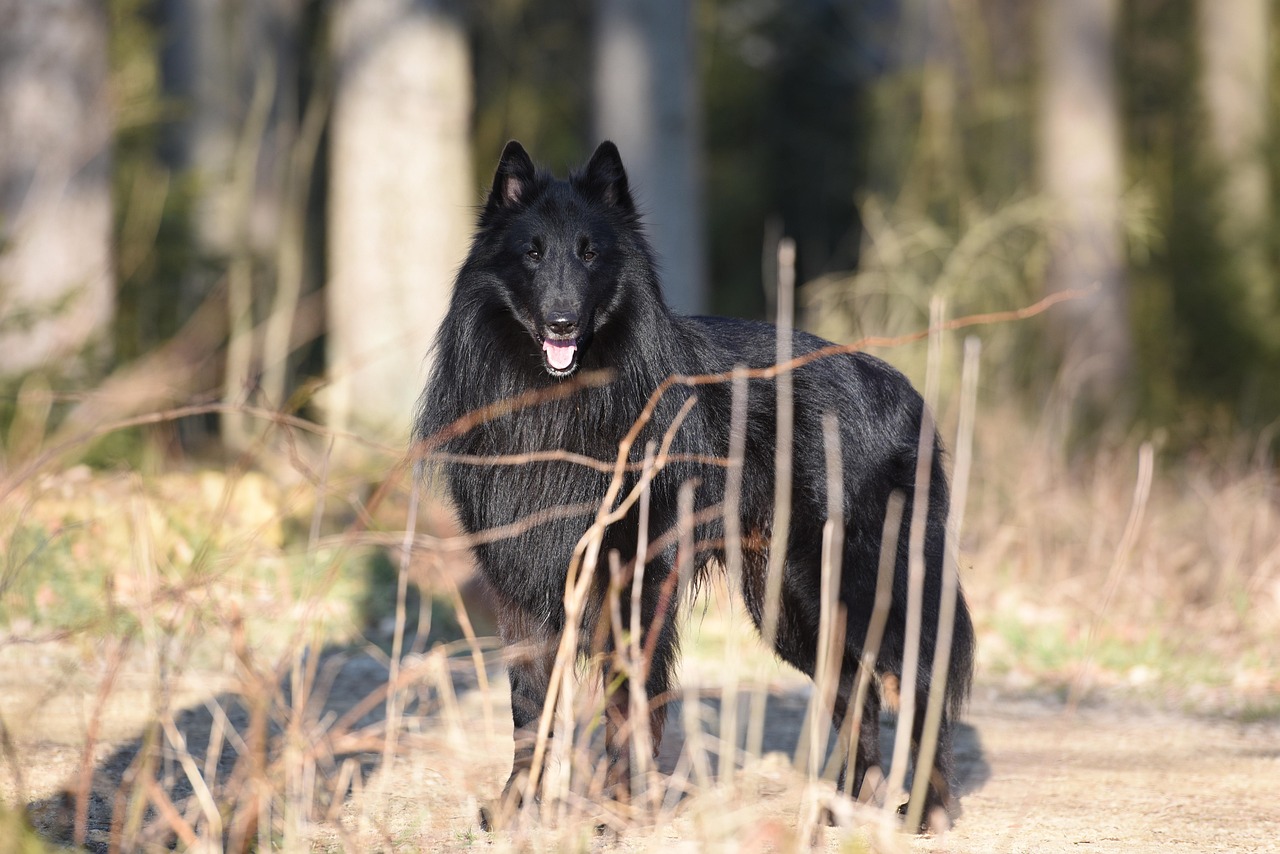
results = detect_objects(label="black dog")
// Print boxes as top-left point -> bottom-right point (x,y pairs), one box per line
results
414,141 -> 974,830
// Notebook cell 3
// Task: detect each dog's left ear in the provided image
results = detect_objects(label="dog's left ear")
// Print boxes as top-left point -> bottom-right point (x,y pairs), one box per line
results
577,141 -> 635,212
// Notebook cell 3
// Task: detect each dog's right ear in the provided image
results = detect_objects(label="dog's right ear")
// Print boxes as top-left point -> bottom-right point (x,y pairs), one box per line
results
487,141 -> 536,210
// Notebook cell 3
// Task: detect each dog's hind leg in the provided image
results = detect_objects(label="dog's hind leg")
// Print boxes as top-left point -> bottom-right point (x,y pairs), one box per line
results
901,695 -> 956,832
831,679 -> 884,796
850,679 -> 886,804
823,669 -> 887,826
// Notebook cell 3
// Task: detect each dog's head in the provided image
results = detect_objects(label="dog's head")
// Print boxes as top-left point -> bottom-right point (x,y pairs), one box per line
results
472,140 -> 645,378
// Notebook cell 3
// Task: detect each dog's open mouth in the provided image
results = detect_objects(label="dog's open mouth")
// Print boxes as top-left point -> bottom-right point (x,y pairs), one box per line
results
541,338 -> 578,376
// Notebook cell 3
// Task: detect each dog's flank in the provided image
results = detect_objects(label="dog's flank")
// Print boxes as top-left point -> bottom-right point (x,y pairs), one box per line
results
414,140 -> 975,831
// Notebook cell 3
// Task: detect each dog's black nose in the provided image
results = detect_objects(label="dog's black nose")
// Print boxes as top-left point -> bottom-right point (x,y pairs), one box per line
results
546,311 -> 578,337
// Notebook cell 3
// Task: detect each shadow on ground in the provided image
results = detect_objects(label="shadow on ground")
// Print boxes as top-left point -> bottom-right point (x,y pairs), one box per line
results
654,688 -> 991,800
25,649 -> 989,851
23,646 -> 454,852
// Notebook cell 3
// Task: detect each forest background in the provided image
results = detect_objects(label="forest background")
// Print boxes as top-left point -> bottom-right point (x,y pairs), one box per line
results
1,1 -> 1278,851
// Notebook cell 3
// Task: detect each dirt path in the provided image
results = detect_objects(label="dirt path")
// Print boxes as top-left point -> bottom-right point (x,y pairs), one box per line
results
4,650 -> 1279,852
935,691 -> 1280,853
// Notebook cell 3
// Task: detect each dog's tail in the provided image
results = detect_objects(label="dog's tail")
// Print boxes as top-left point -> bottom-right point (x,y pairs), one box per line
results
945,591 -> 977,720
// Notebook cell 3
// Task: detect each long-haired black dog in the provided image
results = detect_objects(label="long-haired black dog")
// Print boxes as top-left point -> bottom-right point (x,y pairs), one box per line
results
415,141 -> 975,830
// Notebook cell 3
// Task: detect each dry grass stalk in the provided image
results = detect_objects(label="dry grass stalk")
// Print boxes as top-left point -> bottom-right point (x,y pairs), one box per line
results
1066,441 -> 1155,711
833,490 -> 902,804
749,237 -> 798,759
718,366 -> 751,790
883,298 -> 944,815
378,470 -> 420,808
905,334 -> 980,832
793,413 -> 847,844
627,444 -> 658,802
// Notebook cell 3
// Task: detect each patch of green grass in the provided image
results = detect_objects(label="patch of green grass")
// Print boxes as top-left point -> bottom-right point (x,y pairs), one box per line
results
984,605 -> 1247,703
989,612 -> 1077,673
0,473 -> 400,661
1,520 -> 119,632
0,802 -> 63,854
839,832 -> 873,854
1233,698 -> 1280,723
358,547 -> 466,652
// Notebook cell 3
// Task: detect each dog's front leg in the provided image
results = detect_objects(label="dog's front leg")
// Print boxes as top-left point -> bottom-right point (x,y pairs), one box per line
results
602,662 -> 634,805
601,625 -> 675,810
481,631 -> 556,830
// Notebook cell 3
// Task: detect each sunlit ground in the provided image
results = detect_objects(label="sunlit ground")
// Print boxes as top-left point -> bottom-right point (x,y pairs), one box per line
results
1,393 -> 1277,851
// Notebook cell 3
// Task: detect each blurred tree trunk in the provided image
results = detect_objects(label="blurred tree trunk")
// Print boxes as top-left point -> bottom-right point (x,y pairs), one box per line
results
1197,0 -> 1271,319
594,0 -> 707,315
0,0 -> 113,380
162,0 -> 301,448
162,0 -> 297,274
1040,0 -> 1130,420
327,0 -> 472,440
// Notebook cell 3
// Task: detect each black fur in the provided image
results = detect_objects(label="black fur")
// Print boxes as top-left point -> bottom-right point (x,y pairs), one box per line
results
414,141 -> 975,829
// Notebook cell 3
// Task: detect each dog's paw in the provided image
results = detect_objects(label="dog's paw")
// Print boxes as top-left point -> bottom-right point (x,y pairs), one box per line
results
897,800 -> 953,834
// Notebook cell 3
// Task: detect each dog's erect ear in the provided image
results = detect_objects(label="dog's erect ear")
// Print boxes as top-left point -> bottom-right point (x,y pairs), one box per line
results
578,141 -> 634,212
487,141 -> 537,210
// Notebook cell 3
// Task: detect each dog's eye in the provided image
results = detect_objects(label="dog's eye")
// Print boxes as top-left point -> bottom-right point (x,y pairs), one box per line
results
526,249 -> 541,262
581,249 -> 597,263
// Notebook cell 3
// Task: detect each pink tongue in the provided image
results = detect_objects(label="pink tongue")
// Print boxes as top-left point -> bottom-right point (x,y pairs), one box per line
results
542,340 -> 576,371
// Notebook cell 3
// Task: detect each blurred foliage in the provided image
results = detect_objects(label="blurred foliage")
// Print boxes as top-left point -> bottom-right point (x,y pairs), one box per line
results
357,547 -> 467,652
81,0 -> 1280,453
109,0 -> 199,362
804,1 -> 1050,397
702,0 -> 867,317
0,467 -> 367,649
1122,0 -> 1280,440
470,0 -> 594,177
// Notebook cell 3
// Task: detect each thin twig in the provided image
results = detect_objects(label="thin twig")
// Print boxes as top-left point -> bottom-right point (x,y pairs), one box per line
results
159,712 -> 225,842
75,634 -> 133,847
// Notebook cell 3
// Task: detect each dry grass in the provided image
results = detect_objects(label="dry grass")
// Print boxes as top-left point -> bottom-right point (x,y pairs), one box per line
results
1,311 -> 1278,851
962,401 -> 1280,713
